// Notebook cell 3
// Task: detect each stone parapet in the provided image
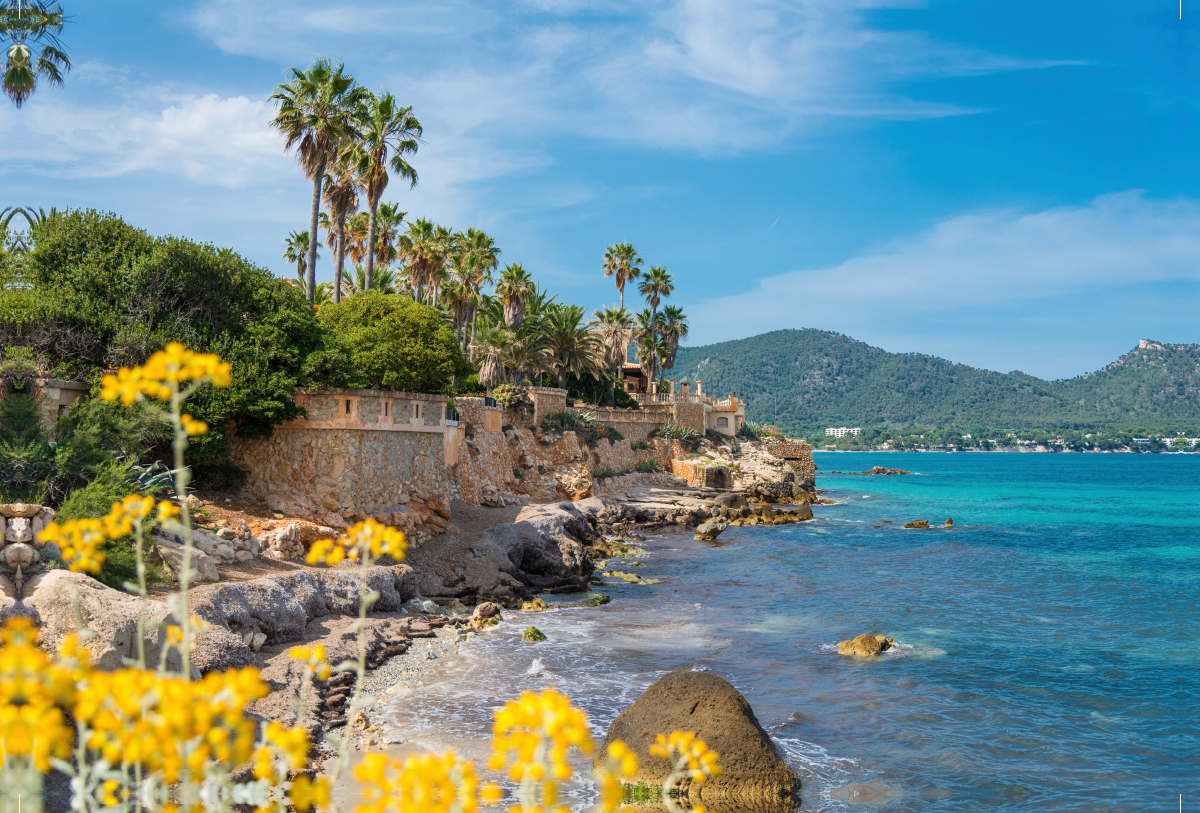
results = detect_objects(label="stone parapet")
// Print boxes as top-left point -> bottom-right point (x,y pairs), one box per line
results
456,397 -> 503,434
283,389 -> 449,433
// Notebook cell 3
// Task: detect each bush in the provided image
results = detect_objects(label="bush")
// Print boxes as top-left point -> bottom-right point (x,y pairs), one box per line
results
636,459 -> 659,473
541,409 -> 596,431
7,209 -> 342,465
318,291 -> 471,393
738,421 -> 765,439
564,371 -> 639,409
593,467 -> 626,479
630,440 -> 654,451
490,383 -> 525,409
653,420 -> 701,443
57,459 -> 139,521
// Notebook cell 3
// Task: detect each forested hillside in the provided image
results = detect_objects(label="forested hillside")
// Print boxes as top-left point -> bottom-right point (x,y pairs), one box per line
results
665,331 -> 1200,433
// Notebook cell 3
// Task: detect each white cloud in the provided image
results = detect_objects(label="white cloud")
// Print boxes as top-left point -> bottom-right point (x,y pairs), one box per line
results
680,192 -> 1200,376
0,86 -> 287,189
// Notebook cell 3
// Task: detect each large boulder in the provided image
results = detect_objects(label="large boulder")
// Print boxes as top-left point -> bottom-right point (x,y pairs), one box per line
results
19,570 -> 186,672
151,534 -> 220,583
599,670 -> 800,807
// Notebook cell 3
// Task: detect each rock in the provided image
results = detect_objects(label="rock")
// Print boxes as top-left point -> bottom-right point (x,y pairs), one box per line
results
944,518 -> 953,528
470,601 -> 502,631
0,542 -> 38,568
20,570 -> 186,672
184,494 -> 204,512
836,634 -> 894,657
522,626 -> 547,642
521,598 -> 549,612
599,670 -> 801,806
235,550 -> 253,562
694,517 -> 729,541
860,467 -> 912,475
350,710 -> 370,731
213,543 -> 237,562
713,493 -> 749,511
446,599 -> 468,615
216,528 -> 238,540
151,534 -> 220,583
192,626 -> 255,673
579,593 -> 610,607
903,520 -> 930,529
251,632 -> 267,650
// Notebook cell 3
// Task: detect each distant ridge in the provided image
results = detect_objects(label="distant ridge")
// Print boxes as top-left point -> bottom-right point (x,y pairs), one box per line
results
665,329 -> 1200,432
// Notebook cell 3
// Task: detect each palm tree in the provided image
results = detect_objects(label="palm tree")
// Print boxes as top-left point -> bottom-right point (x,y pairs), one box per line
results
602,242 -> 643,309
340,262 -> 399,296
373,202 -> 407,269
591,306 -> 633,407
495,263 -> 533,330
502,324 -> 551,386
458,227 -> 500,359
473,326 -> 513,393
269,59 -> 366,303
282,230 -> 318,279
321,163 -> 359,304
659,304 -> 689,372
638,265 -> 674,319
343,91 -> 421,291
399,218 -> 451,305
633,309 -> 667,386
2,1 -> 70,107
544,305 -> 604,391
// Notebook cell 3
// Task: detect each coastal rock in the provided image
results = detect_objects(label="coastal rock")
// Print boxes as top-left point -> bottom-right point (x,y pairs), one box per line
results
944,518 -> 953,528
836,634 -> 894,657
713,493 -> 750,512
20,570 -> 185,672
599,670 -> 801,806
522,626 -> 547,642
903,520 -> 930,529
861,467 -> 912,476
151,534 -> 221,583
521,598 -> 549,612
470,601 -> 502,631
694,517 -> 728,541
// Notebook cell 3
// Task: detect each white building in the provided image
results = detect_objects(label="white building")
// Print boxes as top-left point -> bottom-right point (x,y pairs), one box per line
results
825,427 -> 862,437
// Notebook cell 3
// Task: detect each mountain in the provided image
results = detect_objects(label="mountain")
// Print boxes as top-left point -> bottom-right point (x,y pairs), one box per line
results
665,331 -> 1200,433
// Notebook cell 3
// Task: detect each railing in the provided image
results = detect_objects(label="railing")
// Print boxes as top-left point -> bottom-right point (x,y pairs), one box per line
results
711,398 -> 735,410
630,392 -> 704,405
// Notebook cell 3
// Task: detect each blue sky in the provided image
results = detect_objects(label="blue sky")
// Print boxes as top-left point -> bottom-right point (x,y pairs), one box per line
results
3,0 -> 1198,379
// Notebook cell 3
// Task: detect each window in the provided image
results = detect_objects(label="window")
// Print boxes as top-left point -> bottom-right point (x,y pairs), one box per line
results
384,402 -> 389,417
346,399 -> 351,414
413,403 -> 421,419
717,417 -> 728,428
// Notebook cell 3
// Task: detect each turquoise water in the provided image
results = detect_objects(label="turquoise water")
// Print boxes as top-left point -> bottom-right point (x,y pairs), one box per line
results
383,453 -> 1198,812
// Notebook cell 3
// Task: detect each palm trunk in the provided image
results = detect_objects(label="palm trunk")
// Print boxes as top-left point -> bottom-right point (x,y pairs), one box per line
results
335,215 -> 346,304
365,201 -> 378,292
469,306 -> 479,364
558,369 -> 567,390
618,282 -> 624,309
307,161 -> 326,304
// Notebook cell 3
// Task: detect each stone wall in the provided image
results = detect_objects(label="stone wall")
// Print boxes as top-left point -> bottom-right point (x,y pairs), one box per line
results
671,458 -> 733,488
229,428 -> 451,525
456,397 -> 503,434
671,402 -> 706,434
529,387 -> 567,423
762,437 -> 816,478
591,407 -> 668,441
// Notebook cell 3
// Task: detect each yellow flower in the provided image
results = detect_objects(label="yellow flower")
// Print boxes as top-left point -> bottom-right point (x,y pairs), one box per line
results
0,619 -> 77,770
39,518 -> 108,574
648,731 -> 720,782
289,774 -> 332,812
99,342 -> 232,405
306,520 -> 406,566
356,751 -> 478,813
291,644 -> 332,681
181,414 -> 209,436
489,689 -> 593,786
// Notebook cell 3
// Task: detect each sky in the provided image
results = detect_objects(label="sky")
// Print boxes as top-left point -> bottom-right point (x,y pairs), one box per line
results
3,0 -> 1199,380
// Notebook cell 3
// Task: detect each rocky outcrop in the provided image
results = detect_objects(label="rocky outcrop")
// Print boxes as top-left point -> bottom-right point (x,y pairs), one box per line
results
600,670 -> 801,807
903,520 -> 930,529
15,570 -> 185,672
861,466 -> 912,475
837,634 -> 894,657
151,533 -> 221,583
727,502 -> 813,527
694,517 -> 728,541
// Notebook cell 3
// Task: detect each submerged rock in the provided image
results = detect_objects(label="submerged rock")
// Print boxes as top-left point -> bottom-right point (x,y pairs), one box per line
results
599,670 -> 801,807
836,634 -> 894,657
903,520 -> 930,529
521,598 -> 550,612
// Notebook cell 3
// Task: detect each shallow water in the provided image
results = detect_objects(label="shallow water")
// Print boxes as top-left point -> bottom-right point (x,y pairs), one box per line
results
380,453 -> 1198,812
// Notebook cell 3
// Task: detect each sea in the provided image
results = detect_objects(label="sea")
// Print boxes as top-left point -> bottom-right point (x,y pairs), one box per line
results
378,452 -> 1197,812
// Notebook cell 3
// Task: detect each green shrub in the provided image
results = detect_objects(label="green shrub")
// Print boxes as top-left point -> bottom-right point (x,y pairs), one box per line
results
636,459 -> 659,473
653,420 -> 701,443
57,459 -> 139,521
541,409 -> 596,431
490,383 -> 525,409
630,440 -> 654,451
593,467 -> 627,479
738,421 -> 764,439
318,291 -> 471,393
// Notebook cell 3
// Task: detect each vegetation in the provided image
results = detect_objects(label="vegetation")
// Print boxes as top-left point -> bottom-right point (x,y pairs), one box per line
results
636,459 -> 660,473
653,420 -> 701,444
668,329 -> 1200,434
1,0 -> 70,107
316,291 -> 470,392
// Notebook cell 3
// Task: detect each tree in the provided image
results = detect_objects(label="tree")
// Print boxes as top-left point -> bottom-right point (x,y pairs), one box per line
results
340,262 -> 399,296
638,265 -> 674,318
398,218 -> 451,305
317,291 -> 470,392
634,309 -> 666,385
495,263 -> 533,330
602,242 -> 643,309
457,227 -> 500,360
591,305 -> 633,407
321,162 -> 359,304
659,304 -> 689,371
343,91 -> 420,291
1,1 -> 70,107
283,230 -> 315,279
543,304 -> 603,390
269,59 -> 366,304
472,326 -> 513,392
